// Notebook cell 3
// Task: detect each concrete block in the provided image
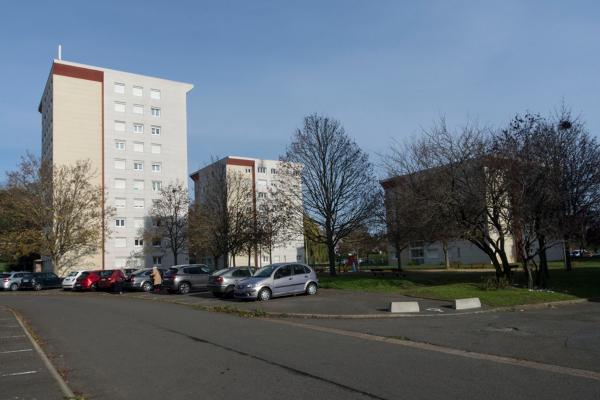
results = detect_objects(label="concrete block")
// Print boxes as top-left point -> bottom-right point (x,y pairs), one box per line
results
454,298 -> 481,310
389,301 -> 420,313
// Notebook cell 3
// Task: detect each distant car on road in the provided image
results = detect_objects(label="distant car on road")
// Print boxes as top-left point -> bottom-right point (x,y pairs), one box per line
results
97,270 -> 126,291
162,264 -> 214,294
19,272 -> 62,291
62,270 -> 88,290
124,268 -> 166,292
208,267 -> 255,298
234,263 -> 318,301
1,271 -> 29,291
73,271 -> 102,291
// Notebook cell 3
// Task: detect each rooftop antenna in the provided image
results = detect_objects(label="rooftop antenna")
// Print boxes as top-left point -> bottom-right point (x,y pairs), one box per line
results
58,44 -> 62,60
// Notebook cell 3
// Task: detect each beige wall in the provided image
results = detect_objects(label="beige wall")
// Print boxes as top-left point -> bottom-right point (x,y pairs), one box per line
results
52,74 -> 104,270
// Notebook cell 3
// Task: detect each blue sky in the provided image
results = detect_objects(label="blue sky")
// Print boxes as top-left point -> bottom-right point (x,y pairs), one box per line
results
1,0 -> 598,180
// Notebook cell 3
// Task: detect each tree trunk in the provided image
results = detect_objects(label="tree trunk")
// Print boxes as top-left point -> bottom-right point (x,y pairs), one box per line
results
394,241 -> 403,271
563,236 -> 573,271
173,251 -> 178,266
327,239 -> 337,276
523,260 -> 534,290
269,246 -> 272,265
232,252 -> 236,267
537,236 -> 549,288
442,240 -> 450,269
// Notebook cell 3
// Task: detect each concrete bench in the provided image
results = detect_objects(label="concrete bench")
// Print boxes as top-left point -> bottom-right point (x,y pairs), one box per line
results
389,301 -> 420,313
454,298 -> 481,310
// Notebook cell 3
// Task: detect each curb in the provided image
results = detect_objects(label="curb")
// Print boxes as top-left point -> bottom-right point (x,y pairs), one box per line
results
7,307 -> 76,399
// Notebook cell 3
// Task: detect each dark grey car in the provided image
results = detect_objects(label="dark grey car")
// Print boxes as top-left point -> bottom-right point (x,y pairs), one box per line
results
1,271 -> 28,291
162,264 -> 214,294
124,268 -> 165,292
234,263 -> 318,301
207,267 -> 255,298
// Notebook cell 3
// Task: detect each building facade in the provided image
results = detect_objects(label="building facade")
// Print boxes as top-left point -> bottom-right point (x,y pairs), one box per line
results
40,59 -> 193,271
190,156 -> 305,268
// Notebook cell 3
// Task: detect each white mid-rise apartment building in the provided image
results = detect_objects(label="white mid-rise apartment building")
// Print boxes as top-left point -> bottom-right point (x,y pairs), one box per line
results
190,156 -> 305,268
39,59 -> 193,271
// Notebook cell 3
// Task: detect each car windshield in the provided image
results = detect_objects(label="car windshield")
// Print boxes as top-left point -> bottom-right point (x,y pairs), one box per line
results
67,271 -> 78,277
253,266 -> 275,278
131,269 -> 149,276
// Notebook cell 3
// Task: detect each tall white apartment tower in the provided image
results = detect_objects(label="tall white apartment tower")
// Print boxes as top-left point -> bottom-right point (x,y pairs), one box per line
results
39,59 -> 193,271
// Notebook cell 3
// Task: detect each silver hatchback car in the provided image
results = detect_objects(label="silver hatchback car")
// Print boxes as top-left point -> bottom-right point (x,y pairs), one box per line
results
208,267 -> 255,298
1,271 -> 28,291
234,263 -> 318,301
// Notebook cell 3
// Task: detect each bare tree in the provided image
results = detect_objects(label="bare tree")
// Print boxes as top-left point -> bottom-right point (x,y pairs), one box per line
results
188,162 -> 253,267
278,114 -> 381,276
146,182 -> 189,266
3,154 -> 112,275
255,191 -> 295,265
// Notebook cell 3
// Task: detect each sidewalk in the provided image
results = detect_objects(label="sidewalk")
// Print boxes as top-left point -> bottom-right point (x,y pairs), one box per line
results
120,288 -> 478,317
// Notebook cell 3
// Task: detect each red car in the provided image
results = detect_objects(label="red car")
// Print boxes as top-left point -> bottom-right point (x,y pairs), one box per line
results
73,271 -> 101,291
97,269 -> 126,292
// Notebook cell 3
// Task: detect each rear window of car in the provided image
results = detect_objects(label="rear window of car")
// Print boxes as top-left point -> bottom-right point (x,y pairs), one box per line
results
183,267 -> 201,274
99,270 -> 114,277
232,269 -> 252,277
79,272 -> 89,278
293,265 -> 307,275
0,273 -> 9,279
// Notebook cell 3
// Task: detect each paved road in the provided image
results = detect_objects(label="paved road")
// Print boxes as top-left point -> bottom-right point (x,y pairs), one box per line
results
1,293 -> 599,400
0,307 -> 64,400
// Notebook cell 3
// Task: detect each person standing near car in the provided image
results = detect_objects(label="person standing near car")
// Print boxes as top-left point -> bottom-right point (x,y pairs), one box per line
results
150,266 -> 162,293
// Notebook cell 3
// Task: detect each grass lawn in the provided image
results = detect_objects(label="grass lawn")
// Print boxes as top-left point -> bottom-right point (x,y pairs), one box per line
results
318,259 -> 600,307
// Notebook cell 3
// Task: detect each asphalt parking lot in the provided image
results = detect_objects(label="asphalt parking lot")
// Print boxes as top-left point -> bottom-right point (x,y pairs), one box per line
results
0,307 -> 65,400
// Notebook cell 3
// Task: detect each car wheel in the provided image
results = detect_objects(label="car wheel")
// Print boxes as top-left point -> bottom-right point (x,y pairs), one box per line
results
178,282 -> 191,295
212,291 -> 223,298
10,283 -> 19,291
257,288 -> 271,301
141,282 -> 153,292
306,282 -> 318,296
33,283 -> 42,291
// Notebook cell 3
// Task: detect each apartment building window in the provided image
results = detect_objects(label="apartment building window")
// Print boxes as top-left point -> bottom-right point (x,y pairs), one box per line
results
133,180 -> 144,191
114,102 -> 126,112
150,89 -> 161,100
151,126 -> 161,136
257,192 -> 267,198
114,159 -> 126,170
115,238 -> 127,248
114,121 -> 126,132
271,168 -> 278,174
133,142 -> 144,152
132,86 -> 143,97
115,140 -> 125,150
257,167 -> 266,173
134,218 -> 144,229
114,83 -> 125,94
152,256 -> 162,266
262,255 -> 269,262
152,181 -> 162,192
257,179 -> 267,188
115,218 -> 126,227
133,198 -> 145,209
133,104 -> 144,115
151,144 -> 161,154
133,161 -> 144,171
134,239 -> 144,247
151,107 -> 161,117
133,123 -> 144,134
114,179 -> 126,189
245,168 -> 251,173
152,239 -> 161,247
114,198 -> 126,208
151,163 -> 162,172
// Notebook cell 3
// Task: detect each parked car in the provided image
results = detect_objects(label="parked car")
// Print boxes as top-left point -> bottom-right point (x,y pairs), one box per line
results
124,268 -> 166,292
234,263 -> 318,301
97,269 -> 126,291
19,272 -> 62,291
123,268 -> 139,278
73,271 -> 102,291
208,267 -> 255,298
62,270 -> 88,290
162,264 -> 214,294
1,271 -> 29,291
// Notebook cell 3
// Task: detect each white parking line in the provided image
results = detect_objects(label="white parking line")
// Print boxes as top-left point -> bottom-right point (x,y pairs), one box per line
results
0,325 -> 19,328
1,370 -> 38,377
0,335 -> 26,339
0,349 -> 33,354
